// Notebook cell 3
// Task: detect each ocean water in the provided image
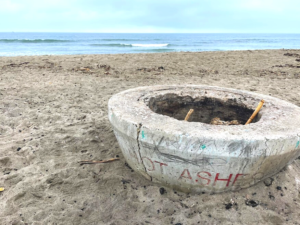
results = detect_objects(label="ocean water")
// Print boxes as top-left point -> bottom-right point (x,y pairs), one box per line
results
0,32 -> 299,56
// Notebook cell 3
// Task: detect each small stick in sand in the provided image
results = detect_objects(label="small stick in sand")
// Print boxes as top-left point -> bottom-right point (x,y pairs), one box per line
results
184,109 -> 194,121
79,158 -> 120,165
245,100 -> 265,125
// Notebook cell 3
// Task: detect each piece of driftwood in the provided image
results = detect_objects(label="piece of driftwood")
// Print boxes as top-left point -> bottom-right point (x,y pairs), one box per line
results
79,158 -> 120,164
245,100 -> 265,125
184,109 -> 194,121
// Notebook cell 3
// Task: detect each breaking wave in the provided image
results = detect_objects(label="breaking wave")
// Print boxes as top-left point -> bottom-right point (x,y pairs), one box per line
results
90,43 -> 169,47
131,44 -> 169,47
0,39 -> 73,43
90,43 -> 132,47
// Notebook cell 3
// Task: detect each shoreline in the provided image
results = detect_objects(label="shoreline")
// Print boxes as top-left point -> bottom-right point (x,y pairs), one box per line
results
0,49 -> 300,224
1,48 -> 300,58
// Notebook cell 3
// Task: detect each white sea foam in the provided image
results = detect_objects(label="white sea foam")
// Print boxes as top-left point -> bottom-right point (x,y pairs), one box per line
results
131,44 -> 169,47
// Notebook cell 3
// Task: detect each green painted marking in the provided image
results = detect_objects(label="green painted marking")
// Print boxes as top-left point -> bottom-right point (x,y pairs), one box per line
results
201,145 -> 206,150
141,131 -> 145,139
296,141 -> 300,149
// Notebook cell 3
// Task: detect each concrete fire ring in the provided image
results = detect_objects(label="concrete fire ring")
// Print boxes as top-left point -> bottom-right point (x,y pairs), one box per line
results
108,85 -> 300,193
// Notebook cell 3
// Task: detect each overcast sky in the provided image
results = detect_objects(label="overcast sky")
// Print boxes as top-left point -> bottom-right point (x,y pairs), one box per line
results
0,0 -> 299,33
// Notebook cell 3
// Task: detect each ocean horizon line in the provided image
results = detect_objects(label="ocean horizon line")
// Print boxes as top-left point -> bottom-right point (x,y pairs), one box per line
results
1,31 -> 300,34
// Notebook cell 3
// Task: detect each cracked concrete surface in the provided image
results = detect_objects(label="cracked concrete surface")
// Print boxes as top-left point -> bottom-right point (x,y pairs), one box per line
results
136,123 -> 153,181
108,85 -> 300,193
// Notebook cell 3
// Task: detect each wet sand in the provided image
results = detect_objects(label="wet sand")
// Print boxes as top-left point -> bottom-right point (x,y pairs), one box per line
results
0,49 -> 300,224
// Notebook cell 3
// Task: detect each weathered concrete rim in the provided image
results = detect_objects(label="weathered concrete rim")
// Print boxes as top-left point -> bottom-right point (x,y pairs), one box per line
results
109,85 -> 300,140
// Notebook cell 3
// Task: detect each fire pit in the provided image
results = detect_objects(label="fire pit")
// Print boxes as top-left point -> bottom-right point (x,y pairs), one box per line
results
108,85 -> 300,193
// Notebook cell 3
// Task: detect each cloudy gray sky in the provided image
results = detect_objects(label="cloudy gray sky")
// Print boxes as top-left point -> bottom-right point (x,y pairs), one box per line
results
0,0 -> 299,33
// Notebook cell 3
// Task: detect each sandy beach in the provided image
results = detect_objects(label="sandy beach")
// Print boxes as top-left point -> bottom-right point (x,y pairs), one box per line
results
1,49 -> 300,225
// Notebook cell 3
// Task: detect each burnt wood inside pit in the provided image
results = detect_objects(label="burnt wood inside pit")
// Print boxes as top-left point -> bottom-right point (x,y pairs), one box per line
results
148,94 -> 260,124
